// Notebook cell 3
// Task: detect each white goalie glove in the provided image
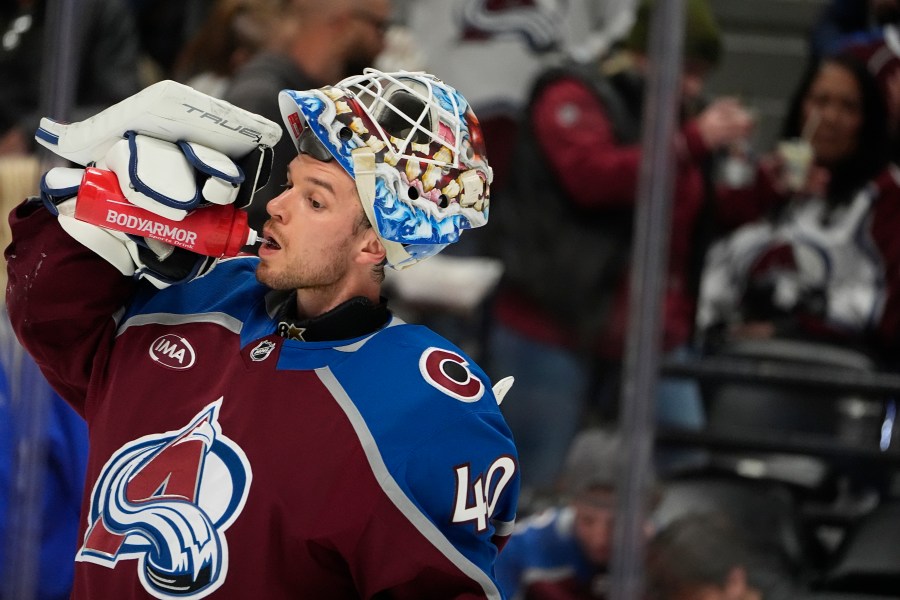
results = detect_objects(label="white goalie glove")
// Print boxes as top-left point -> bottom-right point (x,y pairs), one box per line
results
36,80 -> 282,288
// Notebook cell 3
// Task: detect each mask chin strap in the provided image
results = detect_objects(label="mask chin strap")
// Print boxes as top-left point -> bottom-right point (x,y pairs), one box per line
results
351,147 -> 417,270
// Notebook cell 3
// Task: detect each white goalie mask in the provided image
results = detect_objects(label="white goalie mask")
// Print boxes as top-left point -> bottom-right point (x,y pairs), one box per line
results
278,69 -> 493,269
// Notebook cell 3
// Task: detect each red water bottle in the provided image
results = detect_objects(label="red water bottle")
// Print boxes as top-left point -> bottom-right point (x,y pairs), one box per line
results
75,167 -> 259,257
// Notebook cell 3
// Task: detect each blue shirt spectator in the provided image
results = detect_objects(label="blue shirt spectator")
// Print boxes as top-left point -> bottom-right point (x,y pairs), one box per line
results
0,342 -> 89,600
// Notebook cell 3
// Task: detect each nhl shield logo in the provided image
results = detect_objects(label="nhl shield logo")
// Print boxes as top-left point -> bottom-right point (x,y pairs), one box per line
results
250,340 -> 277,362
77,399 -> 252,599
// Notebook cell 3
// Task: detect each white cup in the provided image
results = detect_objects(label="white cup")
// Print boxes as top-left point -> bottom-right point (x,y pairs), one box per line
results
777,138 -> 814,193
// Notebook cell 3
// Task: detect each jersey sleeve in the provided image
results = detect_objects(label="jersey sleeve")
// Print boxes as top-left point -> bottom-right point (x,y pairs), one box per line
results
364,409 -> 520,599
490,511 -> 529,599
329,328 -> 521,598
5,200 -> 137,415
406,409 -> 519,555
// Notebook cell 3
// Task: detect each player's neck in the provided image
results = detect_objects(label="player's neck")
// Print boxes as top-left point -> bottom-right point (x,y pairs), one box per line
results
278,293 -> 389,342
294,281 -> 380,321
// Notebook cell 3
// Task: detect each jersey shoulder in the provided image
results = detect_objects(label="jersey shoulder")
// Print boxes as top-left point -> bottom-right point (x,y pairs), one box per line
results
331,318 -> 517,501
352,321 -> 499,416
123,256 -> 265,324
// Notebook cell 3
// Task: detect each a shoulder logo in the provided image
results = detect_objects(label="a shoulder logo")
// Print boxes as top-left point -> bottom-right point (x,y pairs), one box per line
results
77,398 -> 252,599
419,347 -> 485,403
249,340 -> 276,362
149,334 -> 196,370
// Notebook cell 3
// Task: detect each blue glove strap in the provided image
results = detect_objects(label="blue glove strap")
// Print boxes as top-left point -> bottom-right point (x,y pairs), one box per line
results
125,130 -> 203,212
177,140 -> 245,185
38,172 -> 79,216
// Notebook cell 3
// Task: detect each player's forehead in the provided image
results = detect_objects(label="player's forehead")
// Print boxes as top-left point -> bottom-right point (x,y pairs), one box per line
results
287,154 -> 355,197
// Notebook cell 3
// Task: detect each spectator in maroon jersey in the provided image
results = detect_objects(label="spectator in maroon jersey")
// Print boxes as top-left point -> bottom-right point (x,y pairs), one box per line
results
697,52 -> 893,355
487,0 -> 758,498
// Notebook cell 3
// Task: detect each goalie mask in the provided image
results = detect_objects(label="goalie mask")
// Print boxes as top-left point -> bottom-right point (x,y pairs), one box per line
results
278,69 -> 492,269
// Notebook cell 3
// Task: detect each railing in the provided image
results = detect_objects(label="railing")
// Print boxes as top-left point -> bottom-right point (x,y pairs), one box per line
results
658,355 -> 900,466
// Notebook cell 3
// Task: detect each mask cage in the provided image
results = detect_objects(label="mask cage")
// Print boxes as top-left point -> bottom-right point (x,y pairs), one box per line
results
339,69 -> 463,170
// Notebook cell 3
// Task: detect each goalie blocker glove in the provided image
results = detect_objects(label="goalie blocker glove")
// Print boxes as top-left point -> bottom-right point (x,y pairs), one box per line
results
35,80 -> 282,288
41,165 -> 220,289
40,134 -> 245,288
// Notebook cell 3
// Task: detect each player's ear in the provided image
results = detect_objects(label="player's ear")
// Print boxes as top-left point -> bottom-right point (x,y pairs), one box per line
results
356,227 -> 386,267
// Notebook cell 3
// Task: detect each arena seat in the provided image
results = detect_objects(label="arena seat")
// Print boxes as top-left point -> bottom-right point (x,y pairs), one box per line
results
652,475 -> 810,576
704,339 -> 885,445
817,501 -> 900,596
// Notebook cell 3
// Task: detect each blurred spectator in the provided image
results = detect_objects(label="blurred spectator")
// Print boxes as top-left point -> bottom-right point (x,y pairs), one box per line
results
405,0 -> 636,252
0,148 -> 87,600
127,0 -> 213,81
836,2 -> 900,147
645,512 -> 789,600
0,0 -> 140,156
386,2 -> 636,362
696,52 -> 893,356
0,157 -> 39,288
371,24 -> 425,73
495,428 -> 656,600
0,314 -> 88,600
812,0 -> 900,60
488,0 -> 756,495
173,0 -> 277,98
810,0 -> 881,63
223,0 -> 392,233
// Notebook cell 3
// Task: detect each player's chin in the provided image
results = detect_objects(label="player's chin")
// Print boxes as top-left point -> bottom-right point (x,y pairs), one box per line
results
254,262 -> 276,287
255,263 -> 298,292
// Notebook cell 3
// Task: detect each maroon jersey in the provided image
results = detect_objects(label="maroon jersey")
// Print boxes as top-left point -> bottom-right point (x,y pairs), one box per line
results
6,201 -> 520,599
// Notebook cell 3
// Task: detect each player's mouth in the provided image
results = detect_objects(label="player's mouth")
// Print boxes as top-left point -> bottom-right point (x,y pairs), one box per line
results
257,231 -> 281,258
260,231 -> 282,251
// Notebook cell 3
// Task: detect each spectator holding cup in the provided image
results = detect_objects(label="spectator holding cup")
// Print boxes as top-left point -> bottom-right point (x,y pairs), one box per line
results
697,51 -> 895,353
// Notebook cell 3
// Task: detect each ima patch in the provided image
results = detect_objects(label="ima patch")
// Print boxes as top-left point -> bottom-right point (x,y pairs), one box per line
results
149,334 -> 196,370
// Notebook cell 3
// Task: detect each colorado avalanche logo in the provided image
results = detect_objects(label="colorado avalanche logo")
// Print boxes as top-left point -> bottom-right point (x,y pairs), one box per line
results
77,399 -> 252,599
420,347 -> 486,403
460,0 -> 566,52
